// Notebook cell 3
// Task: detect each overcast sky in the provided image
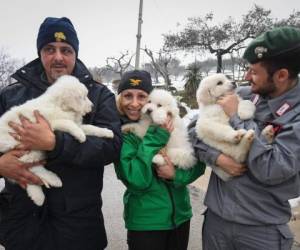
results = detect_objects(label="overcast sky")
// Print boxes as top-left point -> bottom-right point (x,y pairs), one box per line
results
0,0 -> 299,68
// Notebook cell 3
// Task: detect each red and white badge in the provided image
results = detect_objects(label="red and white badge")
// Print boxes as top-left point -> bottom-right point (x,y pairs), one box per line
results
251,94 -> 260,105
276,102 -> 291,116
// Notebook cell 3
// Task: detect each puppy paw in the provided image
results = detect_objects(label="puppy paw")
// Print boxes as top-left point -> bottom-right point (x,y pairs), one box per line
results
35,169 -> 62,188
76,132 -> 86,143
121,124 -> 134,133
27,184 -> 45,206
19,151 -> 44,163
244,129 -> 255,142
262,125 -> 274,143
233,129 -> 247,143
102,128 -> 114,138
152,154 -> 165,166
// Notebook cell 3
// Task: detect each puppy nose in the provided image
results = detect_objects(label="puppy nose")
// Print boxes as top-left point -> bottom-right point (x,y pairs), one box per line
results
146,109 -> 152,115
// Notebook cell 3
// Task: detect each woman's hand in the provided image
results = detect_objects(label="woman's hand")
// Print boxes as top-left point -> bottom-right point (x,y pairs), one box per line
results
155,151 -> 175,180
216,153 -> 247,176
160,115 -> 174,133
9,110 -> 56,151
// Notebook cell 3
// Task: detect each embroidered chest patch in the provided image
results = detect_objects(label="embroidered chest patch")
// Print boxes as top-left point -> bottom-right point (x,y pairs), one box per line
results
276,102 -> 291,117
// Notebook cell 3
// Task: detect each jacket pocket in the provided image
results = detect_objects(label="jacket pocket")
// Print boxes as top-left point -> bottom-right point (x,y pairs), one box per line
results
276,224 -> 294,250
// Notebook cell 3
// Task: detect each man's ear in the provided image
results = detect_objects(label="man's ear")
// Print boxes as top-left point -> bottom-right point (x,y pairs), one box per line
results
274,68 -> 289,83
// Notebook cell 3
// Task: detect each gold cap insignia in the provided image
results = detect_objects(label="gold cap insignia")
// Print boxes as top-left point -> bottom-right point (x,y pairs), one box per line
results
129,78 -> 142,86
54,32 -> 66,42
254,46 -> 268,59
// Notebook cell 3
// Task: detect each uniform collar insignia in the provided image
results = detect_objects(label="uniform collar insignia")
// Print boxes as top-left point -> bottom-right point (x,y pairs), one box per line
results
276,102 -> 291,116
254,46 -> 268,59
251,94 -> 260,105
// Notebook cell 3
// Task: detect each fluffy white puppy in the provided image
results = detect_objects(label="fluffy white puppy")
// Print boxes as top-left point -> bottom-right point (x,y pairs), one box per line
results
122,89 -> 196,169
0,75 -> 113,206
195,73 -> 256,181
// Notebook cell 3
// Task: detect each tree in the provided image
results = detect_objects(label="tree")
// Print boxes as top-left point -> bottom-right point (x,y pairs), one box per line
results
164,5 -> 300,73
200,58 -> 216,76
89,66 -> 105,83
143,47 -> 174,89
0,49 -> 22,88
182,61 -> 202,108
142,62 -> 159,83
168,58 -> 185,80
105,51 -> 134,79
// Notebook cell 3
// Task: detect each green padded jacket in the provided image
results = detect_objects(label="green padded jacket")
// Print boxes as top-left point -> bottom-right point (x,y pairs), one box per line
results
115,125 -> 206,230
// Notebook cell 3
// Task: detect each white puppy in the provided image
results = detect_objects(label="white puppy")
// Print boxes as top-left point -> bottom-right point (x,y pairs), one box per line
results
195,73 -> 256,181
0,75 -> 114,206
122,89 -> 196,169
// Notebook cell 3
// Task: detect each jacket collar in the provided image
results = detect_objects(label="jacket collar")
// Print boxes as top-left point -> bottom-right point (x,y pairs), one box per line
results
119,114 -> 139,125
11,58 -> 93,91
267,78 -> 300,118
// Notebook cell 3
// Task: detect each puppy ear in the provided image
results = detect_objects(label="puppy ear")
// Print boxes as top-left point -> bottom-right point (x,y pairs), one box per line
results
196,85 -> 212,106
59,89 -> 83,112
168,106 -> 179,117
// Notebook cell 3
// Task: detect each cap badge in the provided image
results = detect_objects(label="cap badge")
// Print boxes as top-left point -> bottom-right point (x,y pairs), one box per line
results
54,32 -> 66,42
129,78 -> 142,86
254,46 -> 268,59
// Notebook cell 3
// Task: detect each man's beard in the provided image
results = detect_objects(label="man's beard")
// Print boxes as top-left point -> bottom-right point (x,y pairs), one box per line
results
252,78 -> 276,97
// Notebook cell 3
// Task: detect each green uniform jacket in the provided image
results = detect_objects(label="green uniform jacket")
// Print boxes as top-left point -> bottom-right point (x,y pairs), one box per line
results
115,125 -> 206,230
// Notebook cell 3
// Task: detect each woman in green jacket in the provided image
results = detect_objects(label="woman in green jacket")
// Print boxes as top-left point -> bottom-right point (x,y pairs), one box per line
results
115,69 -> 206,250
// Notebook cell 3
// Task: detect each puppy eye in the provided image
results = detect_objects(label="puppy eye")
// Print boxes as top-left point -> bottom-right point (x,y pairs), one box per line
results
157,104 -> 162,107
217,81 -> 223,85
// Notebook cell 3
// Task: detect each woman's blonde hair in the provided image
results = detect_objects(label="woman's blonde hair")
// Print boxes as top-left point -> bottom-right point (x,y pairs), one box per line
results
116,94 -> 125,115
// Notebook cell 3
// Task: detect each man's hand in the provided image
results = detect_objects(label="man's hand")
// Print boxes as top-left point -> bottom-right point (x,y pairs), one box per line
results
155,151 -> 175,180
0,150 -> 44,188
9,110 -> 56,151
217,93 -> 239,117
216,153 -> 247,176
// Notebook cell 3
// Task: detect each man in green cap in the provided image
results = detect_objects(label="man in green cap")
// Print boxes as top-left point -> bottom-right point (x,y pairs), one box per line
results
189,26 -> 300,250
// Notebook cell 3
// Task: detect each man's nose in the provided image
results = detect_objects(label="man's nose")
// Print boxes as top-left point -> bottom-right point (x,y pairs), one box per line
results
131,97 -> 140,107
244,70 -> 251,81
53,50 -> 63,60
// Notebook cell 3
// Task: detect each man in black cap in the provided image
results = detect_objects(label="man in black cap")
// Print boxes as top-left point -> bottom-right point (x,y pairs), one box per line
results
0,17 -> 121,250
189,26 -> 300,250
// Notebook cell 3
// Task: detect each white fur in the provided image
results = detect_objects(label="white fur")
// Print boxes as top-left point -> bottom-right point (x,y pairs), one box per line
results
195,74 -> 256,181
0,75 -> 114,206
122,89 -> 196,169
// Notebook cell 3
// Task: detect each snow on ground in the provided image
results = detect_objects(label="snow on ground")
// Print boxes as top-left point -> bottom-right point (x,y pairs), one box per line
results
290,197 -> 300,208
0,178 -> 4,191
